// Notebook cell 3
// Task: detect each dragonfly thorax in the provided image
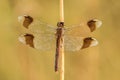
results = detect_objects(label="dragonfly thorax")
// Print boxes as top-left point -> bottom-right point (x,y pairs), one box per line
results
57,22 -> 64,28
56,22 -> 65,36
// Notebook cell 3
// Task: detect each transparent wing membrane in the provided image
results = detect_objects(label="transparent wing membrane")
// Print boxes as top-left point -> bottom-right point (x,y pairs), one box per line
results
25,20 -> 56,35
64,36 -> 84,51
33,33 -> 56,50
64,23 -> 91,37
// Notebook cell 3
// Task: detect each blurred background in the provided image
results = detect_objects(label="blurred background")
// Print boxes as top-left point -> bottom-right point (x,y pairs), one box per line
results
0,0 -> 120,80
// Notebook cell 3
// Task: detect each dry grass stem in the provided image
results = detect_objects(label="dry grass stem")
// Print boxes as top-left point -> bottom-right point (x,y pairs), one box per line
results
59,0 -> 65,80
60,0 -> 64,22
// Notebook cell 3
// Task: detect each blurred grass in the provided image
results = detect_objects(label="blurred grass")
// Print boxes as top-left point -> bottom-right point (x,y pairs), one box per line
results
0,0 -> 120,80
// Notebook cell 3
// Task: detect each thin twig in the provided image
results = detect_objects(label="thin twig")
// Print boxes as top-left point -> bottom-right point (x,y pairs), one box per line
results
59,40 -> 64,80
59,0 -> 64,80
60,0 -> 64,22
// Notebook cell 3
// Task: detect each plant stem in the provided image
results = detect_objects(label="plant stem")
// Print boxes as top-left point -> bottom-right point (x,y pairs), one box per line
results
59,0 -> 64,80
60,0 -> 64,22
60,38 -> 64,80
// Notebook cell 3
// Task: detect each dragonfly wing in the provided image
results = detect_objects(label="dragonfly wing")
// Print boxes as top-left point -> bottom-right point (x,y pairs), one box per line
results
19,33 -> 56,51
64,36 -> 98,51
18,15 -> 56,34
65,19 -> 102,37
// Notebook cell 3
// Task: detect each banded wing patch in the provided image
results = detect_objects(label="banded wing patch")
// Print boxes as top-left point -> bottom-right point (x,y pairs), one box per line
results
87,19 -> 102,32
19,33 -> 34,48
64,36 -> 98,51
18,15 -> 33,28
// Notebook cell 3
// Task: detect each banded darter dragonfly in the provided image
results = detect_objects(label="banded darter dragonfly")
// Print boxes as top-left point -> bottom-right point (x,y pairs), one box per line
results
18,15 -> 102,72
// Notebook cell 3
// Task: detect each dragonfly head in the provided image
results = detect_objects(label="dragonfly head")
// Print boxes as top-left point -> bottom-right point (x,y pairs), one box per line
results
57,22 -> 64,27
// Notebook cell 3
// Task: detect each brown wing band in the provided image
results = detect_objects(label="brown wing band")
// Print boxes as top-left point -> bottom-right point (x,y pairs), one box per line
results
87,19 -> 102,32
81,37 -> 93,49
87,20 -> 96,32
24,33 -> 34,48
23,15 -> 33,28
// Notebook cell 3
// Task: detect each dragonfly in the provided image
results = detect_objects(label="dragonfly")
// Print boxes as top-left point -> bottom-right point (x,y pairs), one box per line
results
18,15 -> 102,72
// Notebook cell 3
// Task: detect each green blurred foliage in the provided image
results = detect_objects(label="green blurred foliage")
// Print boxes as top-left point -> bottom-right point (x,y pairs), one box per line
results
0,0 -> 120,80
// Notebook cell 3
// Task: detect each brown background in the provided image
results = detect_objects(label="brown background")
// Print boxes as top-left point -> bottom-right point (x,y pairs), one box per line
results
0,0 -> 120,80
